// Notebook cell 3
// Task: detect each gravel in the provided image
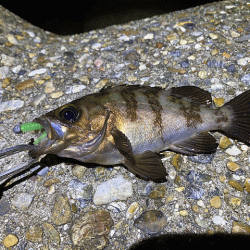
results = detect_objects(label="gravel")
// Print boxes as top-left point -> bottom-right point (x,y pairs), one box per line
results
1,0 -> 250,249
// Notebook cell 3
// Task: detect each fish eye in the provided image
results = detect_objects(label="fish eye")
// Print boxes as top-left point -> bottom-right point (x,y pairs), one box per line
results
59,106 -> 79,124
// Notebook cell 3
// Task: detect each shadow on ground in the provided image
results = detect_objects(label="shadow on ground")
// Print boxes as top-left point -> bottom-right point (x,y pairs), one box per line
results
129,233 -> 250,250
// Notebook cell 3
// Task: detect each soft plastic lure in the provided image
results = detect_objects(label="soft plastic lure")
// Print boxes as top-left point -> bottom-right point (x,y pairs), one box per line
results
0,122 -> 46,181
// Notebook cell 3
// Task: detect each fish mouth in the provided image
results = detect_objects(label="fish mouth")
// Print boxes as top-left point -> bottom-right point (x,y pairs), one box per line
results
28,117 -> 67,158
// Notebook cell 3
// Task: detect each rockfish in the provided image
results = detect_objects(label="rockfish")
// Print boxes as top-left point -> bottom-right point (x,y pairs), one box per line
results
1,85 -> 250,182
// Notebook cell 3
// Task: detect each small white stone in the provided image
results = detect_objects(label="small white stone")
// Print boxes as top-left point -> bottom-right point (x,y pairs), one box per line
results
0,66 -> 9,79
225,145 -> 242,156
143,33 -> 154,40
225,81 -> 237,87
1,54 -> 16,66
126,202 -> 140,219
28,68 -> 47,77
93,175 -> 133,205
237,57 -> 250,66
139,64 -> 147,71
6,34 -> 18,45
0,100 -> 24,113
118,35 -> 130,41
91,43 -> 102,49
230,30 -> 240,38
212,215 -> 226,226
197,200 -> 206,208
209,33 -> 219,40
27,31 -> 35,37
211,83 -> 223,91
65,85 -> 86,94
44,81 -> 55,94
31,94 -> 46,106
12,65 -> 22,74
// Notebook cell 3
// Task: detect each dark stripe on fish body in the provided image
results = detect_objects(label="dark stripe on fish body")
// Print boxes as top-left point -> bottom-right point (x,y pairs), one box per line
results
179,101 -> 202,128
121,89 -> 138,122
143,90 -> 163,134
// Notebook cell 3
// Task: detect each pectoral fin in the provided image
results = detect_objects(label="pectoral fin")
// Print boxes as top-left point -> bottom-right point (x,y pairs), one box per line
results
111,128 -> 167,182
111,127 -> 135,166
169,132 -> 218,155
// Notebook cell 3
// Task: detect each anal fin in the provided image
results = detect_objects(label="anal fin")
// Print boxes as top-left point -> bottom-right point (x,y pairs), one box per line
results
169,132 -> 218,155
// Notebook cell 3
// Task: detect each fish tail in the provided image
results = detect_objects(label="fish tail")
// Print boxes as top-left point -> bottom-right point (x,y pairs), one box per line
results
221,89 -> 250,144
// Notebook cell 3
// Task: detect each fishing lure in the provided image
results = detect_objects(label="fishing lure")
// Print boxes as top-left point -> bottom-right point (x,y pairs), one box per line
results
0,85 -> 250,183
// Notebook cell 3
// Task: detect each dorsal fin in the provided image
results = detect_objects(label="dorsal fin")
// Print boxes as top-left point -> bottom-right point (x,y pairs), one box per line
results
170,86 -> 212,107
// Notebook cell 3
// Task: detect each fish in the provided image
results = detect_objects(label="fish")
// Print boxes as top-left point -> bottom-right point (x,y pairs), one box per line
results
1,84 -> 250,183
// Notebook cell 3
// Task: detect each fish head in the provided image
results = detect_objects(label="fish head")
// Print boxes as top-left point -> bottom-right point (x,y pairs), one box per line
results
29,102 -> 95,158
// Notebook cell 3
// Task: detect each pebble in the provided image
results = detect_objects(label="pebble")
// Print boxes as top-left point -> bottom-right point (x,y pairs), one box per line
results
93,175 -> 133,205
68,179 -> 92,201
6,33 -> 18,45
237,57 -> 250,66
184,185 -> 204,200
230,30 -> 240,38
3,234 -> 18,248
213,97 -> 224,107
219,136 -> 232,149
149,185 -> 166,199
210,196 -> 221,208
42,222 -> 60,244
71,210 -> 113,248
209,33 -> 218,39
241,74 -> 250,85
244,178 -> 250,193
227,162 -> 240,171
229,197 -> 241,208
195,217 -> 209,228
207,59 -> 225,68
25,225 -> 43,242
91,42 -> 102,49
185,171 -> 211,185
31,93 -> 46,106
65,85 -> 86,94
12,192 -> 34,210
15,79 -> 36,91
28,68 -> 47,77
0,99 -> 24,113
51,195 -> 72,225
134,210 -> 168,235
50,91 -> 64,99
171,154 -> 182,171
44,81 -> 55,93
188,154 -> 214,164
0,66 -> 9,79
228,180 -> 244,192
179,210 -> 188,216
226,64 -> 236,73
198,71 -> 207,79
72,165 -> 87,178
231,221 -> 250,233
0,197 -> 11,215
1,54 -> 16,66
225,145 -> 241,156
212,215 -> 226,226
143,33 -> 154,40
126,202 -> 140,219
170,49 -> 182,57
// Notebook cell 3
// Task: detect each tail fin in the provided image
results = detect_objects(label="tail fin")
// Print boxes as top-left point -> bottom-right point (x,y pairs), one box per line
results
221,89 -> 250,145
